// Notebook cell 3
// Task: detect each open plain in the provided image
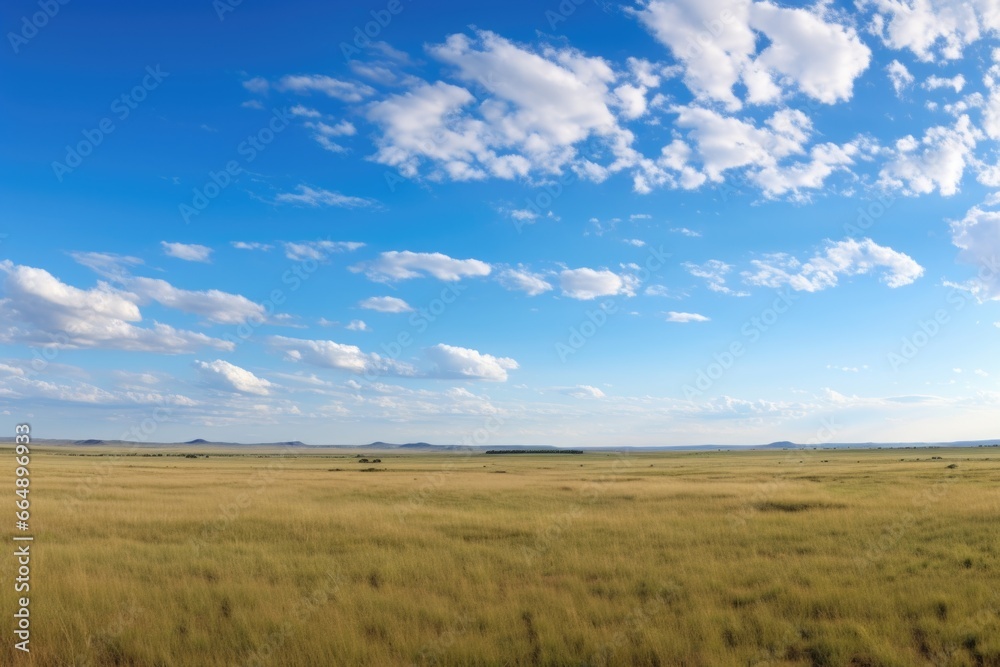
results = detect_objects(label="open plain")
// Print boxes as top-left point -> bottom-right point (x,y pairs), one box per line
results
2,444 -> 998,666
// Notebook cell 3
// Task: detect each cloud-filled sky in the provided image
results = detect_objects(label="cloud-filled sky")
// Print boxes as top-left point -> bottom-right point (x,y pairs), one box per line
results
2,0 -> 999,446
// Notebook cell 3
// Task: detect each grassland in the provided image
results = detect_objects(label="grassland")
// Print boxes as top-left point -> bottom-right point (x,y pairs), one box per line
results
1,445 -> 999,666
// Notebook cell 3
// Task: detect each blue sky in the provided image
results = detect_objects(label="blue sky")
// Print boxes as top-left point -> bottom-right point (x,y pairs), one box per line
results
2,0 -> 999,446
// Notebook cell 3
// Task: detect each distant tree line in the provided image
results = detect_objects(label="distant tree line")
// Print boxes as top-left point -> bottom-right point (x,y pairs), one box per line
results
485,450 -> 583,455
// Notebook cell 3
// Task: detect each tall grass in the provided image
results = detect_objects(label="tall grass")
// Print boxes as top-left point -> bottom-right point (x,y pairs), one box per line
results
1,446 -> 998,665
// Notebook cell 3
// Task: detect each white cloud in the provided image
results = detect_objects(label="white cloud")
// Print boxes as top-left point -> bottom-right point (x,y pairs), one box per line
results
498,267 -> 553,296
71,252 -> 268,325
645,284 -> 685,298
289,105 -> 321,118
126,278 -> 266,324
683,259 -> 749,296
948,204 -> 1000,300
161,242 -> 212,263
747,2 -> 872,105
879,115 -> 980,196
663,106 -> 851,195
671,227 -> 702,237
924,74 -> 966,92
231,241 -> 273,251
743,238 -> 925,292
623,239 -> 646,247
0,372 -> 196,407
269,336 -> 415,376
368,30 -> 636,183
195,359 -> 273,395
975,368 -> 990,377
69,252 -> 142,280
304,120 -> 357,153
352,251 -> 491,282
424,344 -> 518,381
346,319 -> 369,332
359,296 -> 413,313
564,385 -> 606,398
865,0 -> 1000,62
128,277 -> 265,325
560,268 -> 638,300
277,74 -> 375,101
282,240 -> 364,261
509,208 -> 539,222
242,77 -> 269,94
665,311 -> 710,323
887,59 -> 915,96
0,263 -> 232,353
751,142 -> 858,199
633,0 -> 869,110
275,186 -> 375,208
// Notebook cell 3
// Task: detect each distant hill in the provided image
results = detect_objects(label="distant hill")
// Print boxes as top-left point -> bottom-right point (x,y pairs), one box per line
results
2,437 -> 997,451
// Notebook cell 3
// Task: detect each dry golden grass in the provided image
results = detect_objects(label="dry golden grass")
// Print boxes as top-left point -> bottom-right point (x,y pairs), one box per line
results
1,445 -> 999,666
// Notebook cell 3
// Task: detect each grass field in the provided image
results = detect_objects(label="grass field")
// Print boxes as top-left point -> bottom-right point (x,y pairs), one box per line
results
1,444 -> 999,666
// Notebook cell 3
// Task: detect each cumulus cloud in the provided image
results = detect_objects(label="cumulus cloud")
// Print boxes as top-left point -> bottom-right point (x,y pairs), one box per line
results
633,0 -> 870,110
367,30 -> 636,183
0,263 -> 232,353
497,267 -> 553,296
948,204 -> 1000,300
162,242 -> 212,262
424,344 -> 518,381
865,0 -> 1000,62
195,359 -> 273,395
128,277 -> 265,325
743,238 -> 925,291
656,106 -> 855,197
924,74 -> 966,92
559,268 -> 638,300
879,115 -> 980,196
665,311 -> 710,323
275,186 -> 375,208
359,296 -> 413,313
269,336 -> 415,376
346,319 -> 369,331
352,251 -> 491,282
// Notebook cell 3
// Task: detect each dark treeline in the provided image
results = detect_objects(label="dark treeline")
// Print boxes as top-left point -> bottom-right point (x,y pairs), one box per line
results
485,450 -> 584,455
